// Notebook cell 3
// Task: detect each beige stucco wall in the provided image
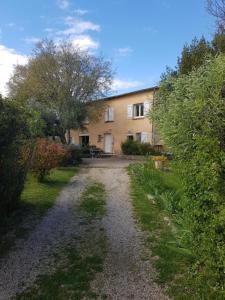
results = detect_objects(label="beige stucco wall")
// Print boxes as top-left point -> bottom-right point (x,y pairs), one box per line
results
71,89 -> 159,154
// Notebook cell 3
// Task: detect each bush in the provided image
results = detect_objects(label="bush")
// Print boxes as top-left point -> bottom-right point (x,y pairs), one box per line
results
121,140 -> 154,155
151,55 -> 225,293
61,144 -> 82,166
0,100 -> 37,215
31,139 -> 68,181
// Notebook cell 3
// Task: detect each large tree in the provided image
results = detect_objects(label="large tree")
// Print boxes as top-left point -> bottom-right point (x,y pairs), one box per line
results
8,40 -> 113,143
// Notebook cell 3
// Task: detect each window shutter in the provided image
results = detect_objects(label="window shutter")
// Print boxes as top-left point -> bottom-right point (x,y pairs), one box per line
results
109,107 -> 114,121
141,132 -> 148,143
105,108 -> 108,122
144,101 -> 151,116
127,104 -> 133,119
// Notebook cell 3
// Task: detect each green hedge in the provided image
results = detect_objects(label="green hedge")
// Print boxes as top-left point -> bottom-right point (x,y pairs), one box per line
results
0,100 -> 40,215
121,140 -> 155,155
151,55 -> 225,293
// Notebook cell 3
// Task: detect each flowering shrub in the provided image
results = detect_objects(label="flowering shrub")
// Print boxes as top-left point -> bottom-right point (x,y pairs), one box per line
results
32,139 -> 69,181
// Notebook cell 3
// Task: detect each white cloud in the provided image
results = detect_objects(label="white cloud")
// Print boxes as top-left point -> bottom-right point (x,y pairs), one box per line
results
57,0 -> 69,9
112,79 -> 142,91
115,47 -> 133,56
71,35 -> 99,50
24,37 -> 41,44
74,9 -> 89,16
44,28 -> 54,33
59,17 -> 100,35
0,44 -> 27,96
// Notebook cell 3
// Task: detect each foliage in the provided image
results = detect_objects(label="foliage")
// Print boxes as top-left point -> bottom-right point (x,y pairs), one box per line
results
8,40 -> 113,143
31,138 -> 69,181
61,144 -> 82,166
121,140 -> 155,155
0,99 -> 42,216
151,55 -> 225,293
178,37 -> 212,75
129,162 -> 223,299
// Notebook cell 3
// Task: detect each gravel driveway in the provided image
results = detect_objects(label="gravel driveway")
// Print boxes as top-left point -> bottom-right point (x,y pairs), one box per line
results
0,158 -> 168,300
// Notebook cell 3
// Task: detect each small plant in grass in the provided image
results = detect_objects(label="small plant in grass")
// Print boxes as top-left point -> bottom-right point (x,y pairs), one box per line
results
31,138 -> 69,182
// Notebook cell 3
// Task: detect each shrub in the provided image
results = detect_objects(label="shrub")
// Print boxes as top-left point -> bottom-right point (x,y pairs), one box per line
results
0,100 -> 38,215
151,55 -> 225,292
121,140 -> 154,155
61,144 -> 82,166
31,139 -> 68,181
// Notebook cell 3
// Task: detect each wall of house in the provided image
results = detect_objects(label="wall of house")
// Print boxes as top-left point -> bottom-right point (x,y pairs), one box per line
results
71,89 -> 160,154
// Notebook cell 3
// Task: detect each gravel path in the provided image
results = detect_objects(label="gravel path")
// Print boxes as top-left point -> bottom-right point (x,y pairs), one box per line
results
87,162 -> 168,300
0,172 -> 88,300
0,159 -> 168,300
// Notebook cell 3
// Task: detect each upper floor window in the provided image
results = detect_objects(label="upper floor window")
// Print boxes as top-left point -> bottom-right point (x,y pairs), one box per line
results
105,107 -> 114,122
133,103 -> 144,118
127,101 -> 151,119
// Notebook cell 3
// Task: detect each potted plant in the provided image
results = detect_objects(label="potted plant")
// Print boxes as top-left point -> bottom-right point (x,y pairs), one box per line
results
151,155 -> 168,170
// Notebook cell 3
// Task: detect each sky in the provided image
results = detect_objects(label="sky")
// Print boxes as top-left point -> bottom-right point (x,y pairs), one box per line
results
0,0 -> 215,96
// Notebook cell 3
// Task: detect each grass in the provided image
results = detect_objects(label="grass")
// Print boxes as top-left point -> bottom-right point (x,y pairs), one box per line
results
21,167 -> 78,214
128,161 -> 198,299
79,182 -> 107,222
17,233 -> 107,300
0,167 -> 78,257
17,181 -> 107,300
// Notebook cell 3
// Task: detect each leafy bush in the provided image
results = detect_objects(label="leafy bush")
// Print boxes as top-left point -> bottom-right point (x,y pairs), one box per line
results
61,144 -> 82,165
31,139 -> 68,181
121,140 -> 154,155
0,100 -> 40,215
151,55 -> 225,293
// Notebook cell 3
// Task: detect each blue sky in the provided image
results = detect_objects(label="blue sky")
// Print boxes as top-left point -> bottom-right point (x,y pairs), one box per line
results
0,0 -> 215,95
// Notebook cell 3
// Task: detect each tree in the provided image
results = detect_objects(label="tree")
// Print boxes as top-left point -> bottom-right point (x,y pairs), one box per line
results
178,37 -> 212,75
8,40 -> 113,143
151,55 -> 225,294
207,0 -> 225,28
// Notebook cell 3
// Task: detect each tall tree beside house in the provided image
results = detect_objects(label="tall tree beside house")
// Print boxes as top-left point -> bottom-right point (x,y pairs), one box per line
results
8,40 -> 113,144
177,37 -> 212,75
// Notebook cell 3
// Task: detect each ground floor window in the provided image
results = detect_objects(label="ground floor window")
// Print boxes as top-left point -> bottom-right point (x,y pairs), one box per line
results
127,135 -> 134,141
79,135 -> 89,147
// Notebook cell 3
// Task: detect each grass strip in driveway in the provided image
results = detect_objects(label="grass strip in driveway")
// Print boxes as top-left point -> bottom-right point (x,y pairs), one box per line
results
79,182 -> 106,222
17,181 -> 107,300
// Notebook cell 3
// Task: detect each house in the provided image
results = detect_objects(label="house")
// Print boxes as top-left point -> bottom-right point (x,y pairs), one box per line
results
70,86 -> 162,154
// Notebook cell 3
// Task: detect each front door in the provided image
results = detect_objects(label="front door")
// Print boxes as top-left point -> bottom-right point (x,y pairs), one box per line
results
104,134 -> 113,153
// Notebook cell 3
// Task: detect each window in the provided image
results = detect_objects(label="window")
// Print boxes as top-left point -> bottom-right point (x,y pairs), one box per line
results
79,135 -> 89,147
133,103 -> 144,118
127,135 -> 134,141
105,107 -> 114,122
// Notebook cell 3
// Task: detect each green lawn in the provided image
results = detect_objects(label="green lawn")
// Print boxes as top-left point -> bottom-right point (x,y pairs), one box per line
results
128,161 -> 198,299
0,167 -> 78,257
21,167 -> 78,214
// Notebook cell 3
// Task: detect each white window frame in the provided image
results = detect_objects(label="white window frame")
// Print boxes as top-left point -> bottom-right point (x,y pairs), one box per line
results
133,103 -> 144,119
105,107 -> 114,122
